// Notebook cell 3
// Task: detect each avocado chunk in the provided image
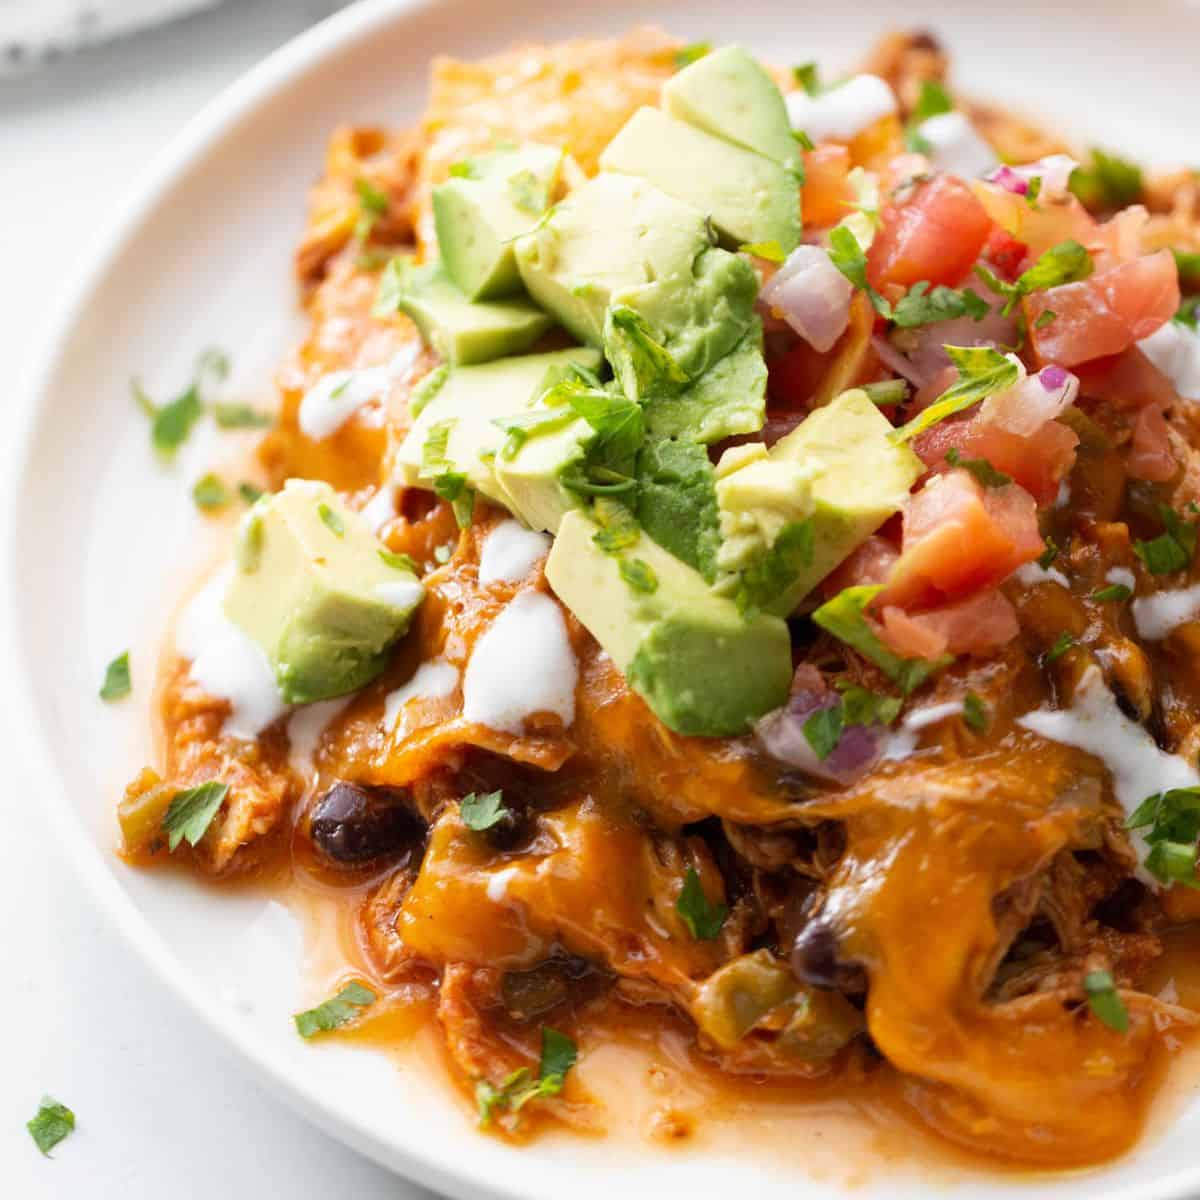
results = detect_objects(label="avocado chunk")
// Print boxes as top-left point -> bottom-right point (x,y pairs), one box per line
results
392,262 -> 553,366
662,45 -> 799,173
513,173 -> 758,376
224,480 -> 423,704
491,406 -> 594,534
716,389 -> 922,615
642,317 -> 767,444
599,107 -> 801,255
545,509 -> 792,736
432,143 -> 565,300
394,347 -> 603,512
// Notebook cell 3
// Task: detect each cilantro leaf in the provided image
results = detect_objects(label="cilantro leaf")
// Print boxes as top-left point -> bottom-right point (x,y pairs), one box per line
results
676,867 -> 727,940
590,499 -> 641,555
891,281 -> 989,328
1092,582 -> 1131,602
976,240 -> 1094,317
373,255 -> 412,317
862,379 -> 909,406
793,62 -> 820,95
421,419 -> 455,474
674,41 -> 711,69
460,790 -> 508,831
476,1027 -> 579,1127
538,1027 -> 578,1080
1034,309 -> 1058,330
1044,631 -> 1076,663
1037,539 -> 1060,569
27,1097 -> 75,1156
739,240 -> 787,263
945,447 -> 1012,487
803,705 -> 843,760
161,781 -> 228,851
1126,786 -> 1200,888
812,586 -> 952,694
619,558 -> 658,594
1177,295 -> 1200,331
604,305 -> 689,402
828,225 -> 892,318
354,177 -> 388,216
491,406 -> 576,460
962,691 -> 987,732
213,403 -> 273,429
894,346 -> 1021,442
912,78 -> 953,124
1070,149 -> 1142,210
1083,969 -> 1130,1034
835,681 -> 902,727
192,473 -> 229,511
1134,506 -> 1197,575
379,549 -> 418,573
317,502 -> 345,537
294,981 -> 376,1039
1174,249 -> 1200,288
99,652 -> 131,702
238,481 -> 264,505
635,438 -> 721,583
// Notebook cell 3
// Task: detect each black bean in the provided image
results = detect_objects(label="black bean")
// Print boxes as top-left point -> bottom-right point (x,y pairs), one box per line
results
309,782 -> 424,866
790,917 -> 865,992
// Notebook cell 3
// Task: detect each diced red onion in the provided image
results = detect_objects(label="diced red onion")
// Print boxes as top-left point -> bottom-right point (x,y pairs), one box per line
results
871,334 -> 929,387
988,165 -> 1029,196
991,154 -> 1080,199
760,245 -> 854,353
979,364 -> 1079,436
904,307 -> 1020,383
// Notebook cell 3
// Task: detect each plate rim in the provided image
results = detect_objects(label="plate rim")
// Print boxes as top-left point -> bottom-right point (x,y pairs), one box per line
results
5,2 -> 1200,1197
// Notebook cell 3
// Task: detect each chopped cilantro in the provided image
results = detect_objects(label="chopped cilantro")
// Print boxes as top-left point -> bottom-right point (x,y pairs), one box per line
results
433,472 -> 474,529
792,129 -> 815,151
133,352 -> 228,459
619,558 -> 658,594
460,790 -> 508,832
99,651 -> 131,702
812,586 -> 952,694
161,781 -> 228,851
803,705 -> 843,761
317,502 -> 345,537
1070,149 -> 1142,210
793,62 -> 820,95
1037,539 -> 1060,570
1126,786 -> 1200,888
26,1097 -> 75,1157
1092,582 -> 1131,602
1177,295 -> 1200,331
636,438 -> 721,583
945,447 -> 1012,488
448,159 -> 482,180
962,692 -> 987,732
904,79 -> 953,152
192,473 -> 229,511
862,379 -> 909,406
1134,506 -> 1197,575
422,419 -> 454,474
977,240 -> 1094,317
238,481 -> 263,505
1174,249 -> 1200,288
1033,309 -> 1058,330
674,41 -> 711,69
354,177 -> 388,216
373,255 -> 413,317
891,281 -> 989,328
739,240 -> 787,263
409,363 -> 449,418
676,867 -> 727,940
379,549 -> 417,573
894,345 -> 1021,442
476,1027 -> 578,1127
605,305 -> 689,402
590,499 -> 641,555
835,681 -> 902,727
1083,969 -> 1130,1034
828,224 -> 892,318
1043,631 -> 1076,663
1025,175 -> 1043,207
236,510 -> 264,573
294,981 -> 376,1039
213,403 -> 272,429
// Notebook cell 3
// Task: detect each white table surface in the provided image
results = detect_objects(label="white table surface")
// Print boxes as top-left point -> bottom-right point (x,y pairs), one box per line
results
0,3 -> 434,1196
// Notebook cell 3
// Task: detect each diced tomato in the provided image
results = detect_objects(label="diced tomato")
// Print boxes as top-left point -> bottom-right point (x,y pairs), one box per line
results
981,227 -> 1028,281
822,534 -> 899,596
1128,403 -> 1177,482
971,181 -> 1097,259
877,589 -> 1020,658
867,175 -> 994,291
879,470 -> 1044,609
1026,250 -> 1181,367
912,414 -> 1078,507
801,145 -> 854,228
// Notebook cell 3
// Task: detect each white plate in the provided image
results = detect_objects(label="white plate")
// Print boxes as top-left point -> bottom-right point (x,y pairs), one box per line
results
6,1 -> 1200,1197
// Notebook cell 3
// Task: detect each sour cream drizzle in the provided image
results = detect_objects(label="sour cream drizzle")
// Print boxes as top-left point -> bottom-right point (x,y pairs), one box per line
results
298,344 -> 421,441
1139,321 -> 1200,402
478,520 -> 552,585
462,591 -> 577,735
287,697 -> 352,777
383,659 -> 460,731
915,111 -> 999,179
784,74 -> 896,143
175,565 -> 287,739
1133,582 -> 1200,641
882,701 -> 965,760
1018,667 -> 1200,879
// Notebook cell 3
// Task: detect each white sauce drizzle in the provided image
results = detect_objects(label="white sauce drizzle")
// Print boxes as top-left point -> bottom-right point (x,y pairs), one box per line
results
374,578 -> 424,610
1139,321 -> 1200,402
1054,480 -> 1071,509
1018,668 -> 1200,881
882,701 -> 964,760
1107,566 -> 1137,591
461,591 -> 577,735
287,697 -> 351,778
383,659 -> 460,731
1014,561 -> 1070,588
485,866 -> 520,903
916,111 -> 999,179
1132,582 -> 1200,641
297,344 -> 421,442
175,566 -> 287,739
478,520 -> 552,585
784,74 -> 896,143
359,484 -> 397,533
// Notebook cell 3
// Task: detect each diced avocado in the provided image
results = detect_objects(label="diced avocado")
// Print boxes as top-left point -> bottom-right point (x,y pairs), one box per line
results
662,46 -> 799,173
432,143 -> 565,300
513,173 -> 757,377
643,317 -> 767,443
224,480 -> 423,704
545,509 -> 792,736
599,107 -> 801,255
394,347 -> 602,510
392,262 -> 553,366
491,409 -> 594,533
718,389 -> 922,615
